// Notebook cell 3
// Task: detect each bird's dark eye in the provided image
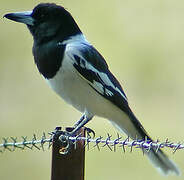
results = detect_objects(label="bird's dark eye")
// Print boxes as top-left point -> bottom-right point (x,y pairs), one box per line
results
40,13 -> 45,19
32,9 -> 48,21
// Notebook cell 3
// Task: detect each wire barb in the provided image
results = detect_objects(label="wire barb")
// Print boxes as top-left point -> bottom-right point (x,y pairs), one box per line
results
0,128 -> 183,154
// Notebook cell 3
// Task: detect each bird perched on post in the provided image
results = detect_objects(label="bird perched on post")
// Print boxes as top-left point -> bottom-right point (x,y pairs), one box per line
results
4,3 -> 180,175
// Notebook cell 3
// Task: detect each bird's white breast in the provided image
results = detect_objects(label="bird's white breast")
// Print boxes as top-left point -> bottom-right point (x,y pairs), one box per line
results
45,52 -> 122,120
46,54 -> 85,112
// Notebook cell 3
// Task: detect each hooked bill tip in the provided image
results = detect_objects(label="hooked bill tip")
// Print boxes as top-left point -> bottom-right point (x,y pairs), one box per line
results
3,11 -> 34,25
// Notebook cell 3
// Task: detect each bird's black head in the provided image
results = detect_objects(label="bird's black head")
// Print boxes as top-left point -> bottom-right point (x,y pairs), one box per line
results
4,3 -> 82,44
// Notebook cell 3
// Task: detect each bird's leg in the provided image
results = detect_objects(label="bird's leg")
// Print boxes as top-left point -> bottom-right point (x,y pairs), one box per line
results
70,115 -> 94,136
73,114 -> 85,128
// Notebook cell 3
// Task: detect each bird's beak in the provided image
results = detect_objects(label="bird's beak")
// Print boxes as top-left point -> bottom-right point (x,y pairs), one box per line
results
4,11 -> 34,26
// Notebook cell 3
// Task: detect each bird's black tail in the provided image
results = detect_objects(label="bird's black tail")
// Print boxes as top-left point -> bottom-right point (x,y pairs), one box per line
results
146,146 -> 180,175
128,111 -> 180,175
111,109 -> 180,175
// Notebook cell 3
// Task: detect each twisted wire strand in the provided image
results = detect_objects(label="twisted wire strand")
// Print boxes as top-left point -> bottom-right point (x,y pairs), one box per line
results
0,131 -> 183,153
0,133 -> 52,153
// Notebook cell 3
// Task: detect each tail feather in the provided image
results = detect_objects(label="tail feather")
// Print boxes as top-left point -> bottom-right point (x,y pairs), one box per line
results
111,108 -> 180,175
128,112 -> 180,175
146,148 -> 180,175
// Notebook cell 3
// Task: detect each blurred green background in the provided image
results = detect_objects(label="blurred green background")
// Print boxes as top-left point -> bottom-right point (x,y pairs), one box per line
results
1,0 -> 184,179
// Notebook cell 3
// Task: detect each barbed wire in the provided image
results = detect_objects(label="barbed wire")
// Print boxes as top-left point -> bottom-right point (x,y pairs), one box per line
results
0,133 -> 52,153
0,129 -> 183,154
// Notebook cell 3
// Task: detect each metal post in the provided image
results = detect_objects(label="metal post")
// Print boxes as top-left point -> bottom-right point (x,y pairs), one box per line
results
51,127 -> 85,180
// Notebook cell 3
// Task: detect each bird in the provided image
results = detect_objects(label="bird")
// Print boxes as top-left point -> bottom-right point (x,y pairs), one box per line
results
4,3 -> 180,175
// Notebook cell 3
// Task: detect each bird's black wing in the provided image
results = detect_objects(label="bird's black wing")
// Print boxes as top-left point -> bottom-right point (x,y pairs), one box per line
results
66,42 -> 130,114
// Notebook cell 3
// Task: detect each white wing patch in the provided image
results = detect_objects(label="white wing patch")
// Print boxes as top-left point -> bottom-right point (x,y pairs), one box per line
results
97,71 -> 127,100
93,81 -> 104,94
79,57 -> 127,100
105,89 -> 114,96
65,39 -> 127,101
80,60 -> 127,100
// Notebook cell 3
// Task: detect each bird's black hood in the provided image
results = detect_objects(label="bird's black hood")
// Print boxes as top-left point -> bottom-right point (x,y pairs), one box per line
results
4,3 -> 82,44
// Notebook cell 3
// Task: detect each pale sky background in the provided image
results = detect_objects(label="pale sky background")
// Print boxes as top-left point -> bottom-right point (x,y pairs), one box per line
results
1,0 -> 184,179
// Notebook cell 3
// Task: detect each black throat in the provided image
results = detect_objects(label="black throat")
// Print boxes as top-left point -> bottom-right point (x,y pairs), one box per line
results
32,37 -> 66,79
28,3 -> 82,79
31,26 -> 81,79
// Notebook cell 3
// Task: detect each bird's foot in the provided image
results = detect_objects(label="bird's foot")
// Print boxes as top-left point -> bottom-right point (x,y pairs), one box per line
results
66,126 -> 95,138
84,127 -> 95,138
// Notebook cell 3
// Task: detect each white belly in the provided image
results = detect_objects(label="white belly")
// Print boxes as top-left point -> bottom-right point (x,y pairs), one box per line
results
45,55 -> 139,138
45,55 -> 119,118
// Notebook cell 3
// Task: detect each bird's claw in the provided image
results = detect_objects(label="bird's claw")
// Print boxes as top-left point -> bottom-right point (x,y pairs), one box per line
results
84,127 -> 95,138
66,126 -> 95,138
